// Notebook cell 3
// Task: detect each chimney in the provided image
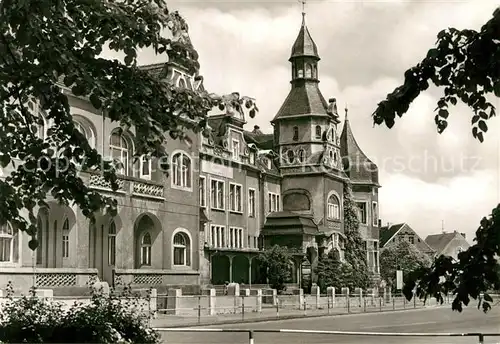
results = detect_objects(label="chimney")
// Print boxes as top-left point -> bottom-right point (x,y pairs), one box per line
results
378,219 -> 382,227
460,232 -> 466,239
386,222 -> 391,228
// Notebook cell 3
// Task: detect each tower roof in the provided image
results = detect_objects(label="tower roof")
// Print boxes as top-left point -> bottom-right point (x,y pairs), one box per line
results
272,82 -> 329,122
340,108 -> 380,186
289,13 -> 320,61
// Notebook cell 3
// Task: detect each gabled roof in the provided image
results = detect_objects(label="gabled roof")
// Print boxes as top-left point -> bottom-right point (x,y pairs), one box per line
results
272,82 -> 329,122
340,111 -> 379,186
425,232 -> 466,255
379,223 -> 405,247
289,13 -> 320,61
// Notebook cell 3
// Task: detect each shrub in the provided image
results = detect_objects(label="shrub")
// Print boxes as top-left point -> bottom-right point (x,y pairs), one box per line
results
257,245 -> 293,293
0,282 -> 161,343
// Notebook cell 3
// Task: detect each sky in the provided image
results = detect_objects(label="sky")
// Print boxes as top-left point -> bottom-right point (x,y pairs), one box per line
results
137,0 -> 499,241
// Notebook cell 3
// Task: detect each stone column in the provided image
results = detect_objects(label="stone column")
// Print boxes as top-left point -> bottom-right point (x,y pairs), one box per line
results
311,284 -> 320,308
327,287 -> 336,308
203,288 -> 216,316
166,288 -> 182,315
256,289 -> 262,312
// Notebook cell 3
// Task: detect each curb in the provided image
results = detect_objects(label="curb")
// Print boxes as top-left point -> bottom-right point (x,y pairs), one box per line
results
158,305 -> 444,328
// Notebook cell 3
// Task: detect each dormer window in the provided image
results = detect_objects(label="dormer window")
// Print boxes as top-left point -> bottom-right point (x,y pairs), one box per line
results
249,152 -> 255,165
293,126 -> 299,141
266,158 -> 272,169
178,78 -> 186,88
315,125 -> 322,139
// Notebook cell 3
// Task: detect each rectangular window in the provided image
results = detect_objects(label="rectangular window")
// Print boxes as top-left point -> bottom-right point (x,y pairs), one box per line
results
238,229 -> 243,248
229,183 -> 243,212
356,202 -> 367,225
248,188 -> 256,217
372,201 -> 378,226
408,236 -> 415,244
210,179 -> 225,210
108,234 -> 116,265
268,192 -> 279,213
249,152 -> 255,165
229,228 -> 234,248
199,176 -> 206,207
210,225 -> 226,248
230,227 -> 244,248
232,139 -> 240,161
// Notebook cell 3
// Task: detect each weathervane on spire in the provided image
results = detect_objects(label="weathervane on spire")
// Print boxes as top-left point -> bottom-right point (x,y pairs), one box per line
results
345,103 -> 349,119
298,0 -> 307,15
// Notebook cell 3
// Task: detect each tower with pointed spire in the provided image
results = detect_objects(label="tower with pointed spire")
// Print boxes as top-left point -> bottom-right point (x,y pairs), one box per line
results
262,10 -> 381,283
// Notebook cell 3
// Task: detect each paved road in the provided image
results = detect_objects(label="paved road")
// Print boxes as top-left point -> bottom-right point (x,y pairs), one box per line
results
160,306 -> 500,344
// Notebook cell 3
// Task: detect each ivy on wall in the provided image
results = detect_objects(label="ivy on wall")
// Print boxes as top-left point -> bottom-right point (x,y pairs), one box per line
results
316,182 -> 371,292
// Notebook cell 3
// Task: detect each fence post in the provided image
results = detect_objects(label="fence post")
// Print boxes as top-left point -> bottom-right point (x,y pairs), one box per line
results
414,294 -> 416,309
303,299 -> 307,315
241,295 -> 245,320
197,296 -> 201,324
363,297 -> 366,313
379,296 -> 382,312
276,296 -> 279,317
403,295 -> 406,309
248,330 -> 255,344
392,296 -> 395,310
478,333 -> 484,344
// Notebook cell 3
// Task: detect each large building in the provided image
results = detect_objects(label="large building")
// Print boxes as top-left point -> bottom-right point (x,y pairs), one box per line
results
0,11 -> 381,293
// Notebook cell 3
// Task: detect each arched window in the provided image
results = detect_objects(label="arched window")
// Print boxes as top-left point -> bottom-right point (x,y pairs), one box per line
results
327,194 -> 340,220
313,65 -> 318,79
139,155 -> 152,180
173,232 -> 191,266
315,125 -> 322,139
172,152 -> 192,189
62,218 -> 70,259
140,232 -> 152,266
36,211 -> 48,266
110,131 -> 131,175
293,126 -> 299,141
305,64 -> 312,78
0,223 -> 14,262
74,120 -> 96,149
297,68 -> 304,78
287,150 -> 295,164
108,221 -> 116,266
298,149 -> 305,163
178,78 -> 187,89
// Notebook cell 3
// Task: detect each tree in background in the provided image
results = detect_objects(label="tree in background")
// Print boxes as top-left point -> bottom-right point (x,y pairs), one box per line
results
257,245 -> 293,293
380,240 -> 432,291
372,6 -> 500,312
0,0 -> 257,249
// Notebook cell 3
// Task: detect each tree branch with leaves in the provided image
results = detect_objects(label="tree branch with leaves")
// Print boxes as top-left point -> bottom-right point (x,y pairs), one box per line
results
0,0 -> 257,249
371,6 -> 500,312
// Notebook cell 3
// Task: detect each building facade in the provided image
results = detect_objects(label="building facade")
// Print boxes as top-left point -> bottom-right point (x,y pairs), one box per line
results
0,12 -> 381,293
380,223 -> 435,257
425,231 -> 470,261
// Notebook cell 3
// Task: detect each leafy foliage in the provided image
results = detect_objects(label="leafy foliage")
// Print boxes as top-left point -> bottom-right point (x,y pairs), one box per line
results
372,7 -> 499,142
380,240 -> 432,291
316,183 -> 372,292
0,281 -> 160,343
372,6 -> 500,312
257,245 -> 293,293
0,0 -> 257,247
343,182 -> 371,289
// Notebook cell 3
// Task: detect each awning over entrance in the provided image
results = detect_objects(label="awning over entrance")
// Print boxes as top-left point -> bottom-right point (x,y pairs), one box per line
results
262,211 -> 320,236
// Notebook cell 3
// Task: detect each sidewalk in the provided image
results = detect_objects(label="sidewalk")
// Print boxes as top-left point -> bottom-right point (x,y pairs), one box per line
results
151,300 -> 443,328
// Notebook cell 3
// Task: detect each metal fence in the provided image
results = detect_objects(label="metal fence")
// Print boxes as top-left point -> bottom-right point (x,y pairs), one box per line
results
154,328 -> 500,344
151,292 -> 447,327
